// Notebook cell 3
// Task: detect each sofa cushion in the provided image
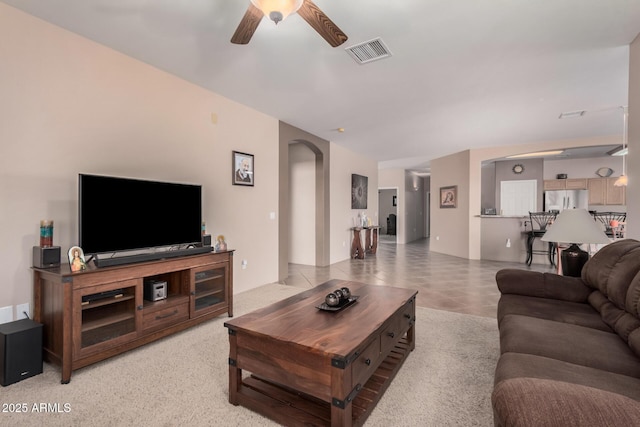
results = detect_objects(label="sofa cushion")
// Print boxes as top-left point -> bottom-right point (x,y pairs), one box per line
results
496,269 -> 591,302
492,377 -> 640,427
582,239 -> 640,309
494,352 -> 640,401
581,239 -> 640,358
500,314 -> 640,378
497,294 -> 610,331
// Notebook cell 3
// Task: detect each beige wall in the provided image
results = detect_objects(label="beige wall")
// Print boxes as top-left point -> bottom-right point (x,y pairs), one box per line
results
628,33 -> 640,239
330,143 -> 379,263
0,4 -> 282,311
1,4 -> 382,314
430,150 -> 473,258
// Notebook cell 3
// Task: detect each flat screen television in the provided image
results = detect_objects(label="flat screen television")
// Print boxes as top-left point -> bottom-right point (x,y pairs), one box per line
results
79,174 -> 202,258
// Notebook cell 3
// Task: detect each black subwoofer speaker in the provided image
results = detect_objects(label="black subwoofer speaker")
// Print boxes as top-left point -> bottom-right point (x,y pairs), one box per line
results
0,319 -> 43,386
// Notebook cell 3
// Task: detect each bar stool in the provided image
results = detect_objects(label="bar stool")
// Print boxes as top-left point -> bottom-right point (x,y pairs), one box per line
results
592,212 -> 626,238
526,211 -> 557,266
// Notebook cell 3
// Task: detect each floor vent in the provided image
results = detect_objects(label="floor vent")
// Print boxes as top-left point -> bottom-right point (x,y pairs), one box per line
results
345,37 -> 392,64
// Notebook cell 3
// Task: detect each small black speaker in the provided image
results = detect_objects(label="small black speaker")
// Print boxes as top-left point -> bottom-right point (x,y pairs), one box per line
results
202,234 -> 212,247
0,319 -> 43,386
32,246 -> 61,268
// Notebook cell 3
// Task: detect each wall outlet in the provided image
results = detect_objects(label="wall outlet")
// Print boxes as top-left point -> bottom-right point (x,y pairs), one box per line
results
241,259 -> 248,270
16,303 -> 30,320
506,238 -> 511,248
0,306 -> 12,324
436,236 -> 440,241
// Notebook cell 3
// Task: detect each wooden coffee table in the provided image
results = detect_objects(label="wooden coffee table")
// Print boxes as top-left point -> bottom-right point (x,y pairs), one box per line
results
224,279 -> 417,427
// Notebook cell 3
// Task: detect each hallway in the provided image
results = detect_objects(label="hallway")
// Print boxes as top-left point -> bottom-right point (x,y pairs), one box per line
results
284,238 -> 555,318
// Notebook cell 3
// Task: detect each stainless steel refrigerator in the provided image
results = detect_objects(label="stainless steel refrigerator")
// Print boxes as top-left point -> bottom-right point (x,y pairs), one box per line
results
543,189 -> 589,212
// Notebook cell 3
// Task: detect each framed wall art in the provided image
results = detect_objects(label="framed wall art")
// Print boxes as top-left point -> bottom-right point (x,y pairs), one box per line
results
351,174 -> 368,209
233,151 -> 254,186
440,185 -> 457,208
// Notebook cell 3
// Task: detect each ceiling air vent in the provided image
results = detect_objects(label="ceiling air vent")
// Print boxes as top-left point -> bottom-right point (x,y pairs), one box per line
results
345,37 -> 392,64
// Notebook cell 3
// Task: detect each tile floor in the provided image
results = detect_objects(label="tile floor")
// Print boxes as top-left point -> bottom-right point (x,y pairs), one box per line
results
283,235 -> 555,318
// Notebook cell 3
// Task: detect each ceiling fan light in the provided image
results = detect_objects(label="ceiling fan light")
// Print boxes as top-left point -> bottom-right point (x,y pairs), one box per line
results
250,0 -> 304,24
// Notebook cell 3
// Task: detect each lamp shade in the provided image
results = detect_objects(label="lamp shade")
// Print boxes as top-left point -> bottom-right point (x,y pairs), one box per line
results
541,209 -> 610,244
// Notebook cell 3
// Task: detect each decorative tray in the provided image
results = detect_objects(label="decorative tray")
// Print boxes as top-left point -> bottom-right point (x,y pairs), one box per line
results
316,296 -> 359,312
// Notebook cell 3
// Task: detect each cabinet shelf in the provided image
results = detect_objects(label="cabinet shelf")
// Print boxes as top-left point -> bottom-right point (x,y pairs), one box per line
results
195,295 -> 223,310
196,288 -> 224,299
81,294 -> 133,310
195,271 -> 224,283
82,312 -> 135,333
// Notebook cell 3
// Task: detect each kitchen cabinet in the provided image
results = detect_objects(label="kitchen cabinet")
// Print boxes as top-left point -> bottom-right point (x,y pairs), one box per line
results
588,178 -> 626,205
543,179 -> 587,191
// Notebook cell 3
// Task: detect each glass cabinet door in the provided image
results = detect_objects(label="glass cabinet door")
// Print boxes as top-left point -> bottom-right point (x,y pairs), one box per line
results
75,278 -> 140,357
192,264 -> 228,315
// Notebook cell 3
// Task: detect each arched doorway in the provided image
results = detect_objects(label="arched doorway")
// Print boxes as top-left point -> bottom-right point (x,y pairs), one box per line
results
278,122 -> 330,281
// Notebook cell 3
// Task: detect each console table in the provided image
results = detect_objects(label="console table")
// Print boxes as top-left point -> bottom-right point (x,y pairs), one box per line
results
225,279 -> 417,426
33,251 -> 233,383
350,226 -> 380,259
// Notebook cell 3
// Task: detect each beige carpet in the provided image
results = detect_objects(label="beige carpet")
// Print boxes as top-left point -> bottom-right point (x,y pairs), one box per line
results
1,283 -> 499,426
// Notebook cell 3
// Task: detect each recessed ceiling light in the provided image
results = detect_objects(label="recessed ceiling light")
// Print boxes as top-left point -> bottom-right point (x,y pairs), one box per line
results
506,150 -> 564,159
559,110 -> 586,119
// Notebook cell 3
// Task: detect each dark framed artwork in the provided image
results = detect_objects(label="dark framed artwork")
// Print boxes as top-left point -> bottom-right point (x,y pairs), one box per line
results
233,151 -> 254,186
351,174 -> 368,209
440,185 -> 457,208
392,195 -> 397,207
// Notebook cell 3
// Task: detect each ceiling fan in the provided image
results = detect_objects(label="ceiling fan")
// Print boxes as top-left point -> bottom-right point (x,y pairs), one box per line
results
231,0 -> 348,47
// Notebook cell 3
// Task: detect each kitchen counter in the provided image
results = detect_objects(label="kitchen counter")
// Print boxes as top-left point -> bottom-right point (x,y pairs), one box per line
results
480,215 -> 550,265
478,215 -> 527,219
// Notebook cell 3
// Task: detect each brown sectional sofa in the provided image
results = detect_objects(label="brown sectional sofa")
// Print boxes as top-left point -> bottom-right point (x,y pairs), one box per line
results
492,239 -> 640,426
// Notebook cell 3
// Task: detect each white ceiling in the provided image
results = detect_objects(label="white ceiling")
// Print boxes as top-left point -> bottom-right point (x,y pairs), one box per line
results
4,0 -> 640,173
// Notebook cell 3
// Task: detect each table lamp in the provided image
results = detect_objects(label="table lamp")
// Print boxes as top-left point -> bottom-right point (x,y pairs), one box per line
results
541,208 -> 610,277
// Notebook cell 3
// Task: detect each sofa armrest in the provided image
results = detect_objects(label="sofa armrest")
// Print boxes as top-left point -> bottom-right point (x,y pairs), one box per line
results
496,269 -> 591,303
492,378 -> 640,427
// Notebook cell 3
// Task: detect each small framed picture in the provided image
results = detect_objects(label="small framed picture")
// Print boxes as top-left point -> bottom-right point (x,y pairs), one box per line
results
440,185 -> 458,209
68,246 -> 87,272
233,151 -> 254,186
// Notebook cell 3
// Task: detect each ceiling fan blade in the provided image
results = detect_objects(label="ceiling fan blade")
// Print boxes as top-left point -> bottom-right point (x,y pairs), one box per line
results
297,0 -> 348,47
231,3 -> 263,45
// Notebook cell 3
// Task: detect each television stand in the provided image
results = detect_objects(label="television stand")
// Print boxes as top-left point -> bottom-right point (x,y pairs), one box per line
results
33,250 -> 233,383
93,246 -> 212,268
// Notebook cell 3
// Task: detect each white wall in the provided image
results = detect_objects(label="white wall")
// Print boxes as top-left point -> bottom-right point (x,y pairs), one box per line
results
0,4 -> 280,313
330,143 -> 379,264
288,143 -> 316,265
